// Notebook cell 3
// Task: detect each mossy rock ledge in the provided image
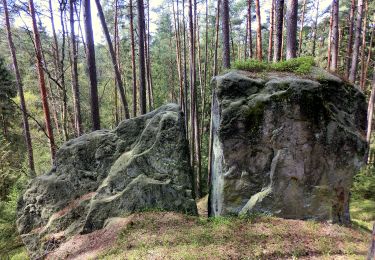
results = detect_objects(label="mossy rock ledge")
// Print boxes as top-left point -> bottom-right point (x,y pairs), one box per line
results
209,69 -> 367,224
16,104 -> 197,258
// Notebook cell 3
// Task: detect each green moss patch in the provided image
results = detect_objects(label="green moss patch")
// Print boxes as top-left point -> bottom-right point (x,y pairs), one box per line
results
234,56 -> 315,74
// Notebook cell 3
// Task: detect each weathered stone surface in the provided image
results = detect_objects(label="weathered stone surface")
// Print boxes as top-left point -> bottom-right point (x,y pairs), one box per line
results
17,104 -> 197,258
209,70 -> 367,224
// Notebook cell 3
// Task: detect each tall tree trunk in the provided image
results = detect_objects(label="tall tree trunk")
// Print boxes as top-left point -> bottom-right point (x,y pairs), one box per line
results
349,0 -> 363,82
173,0 -> 184,109
221,0 -> 230,68
368,222 -> 375,260
146,0 -> 154,110
311,0 -> 319,56
3,0 -> 35,175
327,5 -> 334,70
83,0 -> 100,130
248,0 -> 253,58
213,0 -> 221,75
286,0 -> 298,60
29,0 -> 56,162
69,0 -> 83,136
345,0 -> 356,78
255,0 -> 262,60
129,0 -> 137,117
330,0 -> 339,72
137,0 -> 147,114
95,0 -> 130,119
113,0 -> 120,125
273,0 -> 284,62
268,0 -> 275,62
182,0 -> 189,136
359,0 -> 368,90
298,0 -> 306,56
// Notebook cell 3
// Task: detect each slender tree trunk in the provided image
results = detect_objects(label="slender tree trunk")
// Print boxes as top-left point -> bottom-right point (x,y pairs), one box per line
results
359,0 -> 368,90
213,0 -> 221,75
349,0 -> 363,82
29,0 -> 56,162
3,0 -> 35,175
182,0 -> 189,137
363,24 -> 374,91
222,0 -> 230,68
248,0 -> 253,58
146,0 -> 154,110
327,5 -> 334,70
298,0 -> 306,56
345,0 -> 356,78
137,0 -> 147,114
268,0 -> 275,62
173,0 -> 184,109
114,0 -> 120,125
255,0 -> 262,60
83,0 -> 100,130
286,0 -> 298,60
95,0 -> 130,119
273,0 -> 284,62
69,0 -> 82,136
367,71 -> 375,145
129,0 -> 137,117
311,0 -> 319,56
330,0 -> 339,72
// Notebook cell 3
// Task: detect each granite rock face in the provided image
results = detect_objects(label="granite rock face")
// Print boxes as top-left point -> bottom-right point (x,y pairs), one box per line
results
208,69 -> 367,224
17,104 -> 197,258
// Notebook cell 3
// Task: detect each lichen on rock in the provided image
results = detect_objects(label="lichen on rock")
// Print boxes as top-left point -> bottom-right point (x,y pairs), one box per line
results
208,70 -> 367,225
16,104 -> 197,258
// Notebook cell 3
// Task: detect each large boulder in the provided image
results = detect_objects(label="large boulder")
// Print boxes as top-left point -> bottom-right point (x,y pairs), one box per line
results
17,104 -> 197,258
208,69 -> 367,224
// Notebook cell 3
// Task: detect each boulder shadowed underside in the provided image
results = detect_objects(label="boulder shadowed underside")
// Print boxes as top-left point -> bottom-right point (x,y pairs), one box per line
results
209,69 -> 367,224
16,104 -> 197,258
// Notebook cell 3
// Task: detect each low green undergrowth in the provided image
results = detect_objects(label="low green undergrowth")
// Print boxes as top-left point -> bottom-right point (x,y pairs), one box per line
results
233,56 -> 315,74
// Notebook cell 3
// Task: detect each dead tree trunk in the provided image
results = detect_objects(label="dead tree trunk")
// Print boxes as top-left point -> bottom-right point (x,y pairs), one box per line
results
29,0 -> 56,162
3,0 -> 35,175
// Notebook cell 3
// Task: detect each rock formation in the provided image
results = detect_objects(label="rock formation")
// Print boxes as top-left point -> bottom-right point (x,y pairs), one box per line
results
209,69 -> 367,224
16,104 -> 197,258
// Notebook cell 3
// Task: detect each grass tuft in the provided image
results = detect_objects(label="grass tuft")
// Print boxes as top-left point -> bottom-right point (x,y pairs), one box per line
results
233,56 -> 315,74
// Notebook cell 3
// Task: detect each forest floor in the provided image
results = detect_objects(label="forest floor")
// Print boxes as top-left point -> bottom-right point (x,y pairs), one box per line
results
8,196 -> 374,260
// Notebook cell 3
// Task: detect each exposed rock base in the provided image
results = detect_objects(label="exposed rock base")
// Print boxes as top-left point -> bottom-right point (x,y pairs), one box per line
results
17,104 -> 197,258
209,69 -> 367,224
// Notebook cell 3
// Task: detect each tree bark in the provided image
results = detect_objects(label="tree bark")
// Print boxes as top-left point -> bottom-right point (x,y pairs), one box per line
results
327,5 -> 334,70
95,0 -> 130,119
83,0 -> 100,130
182,0 -> 189,136
367,70 -> 375,144
311,0 -> 319,56
255,0 -> 262,60
248,0 -> 253,58
69,0 -> 83,136
137,0 -> 147,114
368,222 -> 375,260
129,0 -> 137,117
298,0 -> 306,56
222,0 -> 230,68
286,0 -> 298,60
349,0 -> 363,82
3,0 -> 35,175
273,0 -> 284,62
330,0 -> 339,72
213,0 -> 221,75
268,0 -> 275,62
359,0 -> 368,90
363,24 -> 374,91
29,0 -> 56,162
345,0 -> 356,78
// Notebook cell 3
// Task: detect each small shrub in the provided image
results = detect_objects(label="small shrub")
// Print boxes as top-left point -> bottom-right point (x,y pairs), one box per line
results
351,166 -> 375,200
